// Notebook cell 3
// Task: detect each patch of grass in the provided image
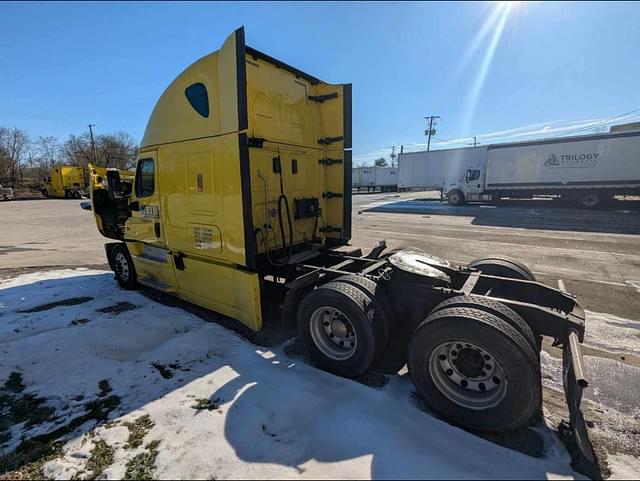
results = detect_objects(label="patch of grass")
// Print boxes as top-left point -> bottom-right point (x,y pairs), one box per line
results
0,391 -> 120,478
191,398 -> 221,412
4,373 -> 25,393
123,415 -> 154,450
0,377 -> 55,441
97,380 -> 112,398
86,439 -> 114,480
124,440 -> 160,480
96,302 -> 138,315
70,319 -> 91,326
0,440 -> 63,480
150,363 -> 173,379
19,297 -> 93,313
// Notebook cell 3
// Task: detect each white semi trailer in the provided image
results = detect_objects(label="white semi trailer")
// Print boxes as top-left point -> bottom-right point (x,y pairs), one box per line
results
398,146 -> 486,192
447,131 -> 640,207
352,166 -> 398,192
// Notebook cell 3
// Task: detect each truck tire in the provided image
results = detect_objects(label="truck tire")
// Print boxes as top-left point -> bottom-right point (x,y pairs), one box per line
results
331,274 -> 391,348
408,307 -> 541,432
110,244 -> 138,290
297,281 -> 379,377
447,189 -> 465,206
468,256 -> 535,281
429,295 -> 538,355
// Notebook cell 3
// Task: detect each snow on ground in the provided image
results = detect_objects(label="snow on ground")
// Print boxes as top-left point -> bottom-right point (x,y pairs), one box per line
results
584,310 -> 640,355
0,269 -> 588,479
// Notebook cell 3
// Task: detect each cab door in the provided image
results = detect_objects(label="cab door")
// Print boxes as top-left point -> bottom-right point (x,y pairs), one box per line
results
125,151 -> 165,246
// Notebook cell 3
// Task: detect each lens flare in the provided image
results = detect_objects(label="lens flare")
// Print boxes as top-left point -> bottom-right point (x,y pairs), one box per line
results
459,2 -> 515,135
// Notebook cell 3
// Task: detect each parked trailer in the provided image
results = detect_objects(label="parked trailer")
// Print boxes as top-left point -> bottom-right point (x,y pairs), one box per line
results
446,131 -> 640,207
41,166 -> 87,199
87,28 -> 594,462
353,166 -> 398,192
398,147 -> 486,192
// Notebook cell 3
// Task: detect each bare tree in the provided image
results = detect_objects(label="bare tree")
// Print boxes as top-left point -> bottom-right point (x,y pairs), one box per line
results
99,131 -> 138,170
61,131 -> 137,170
61,133 -> 94,167
24,136 -> 62,181
0,127 -> 30,187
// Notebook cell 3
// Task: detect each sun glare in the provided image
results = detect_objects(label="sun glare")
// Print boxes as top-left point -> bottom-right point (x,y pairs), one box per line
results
459,1 -> 518,135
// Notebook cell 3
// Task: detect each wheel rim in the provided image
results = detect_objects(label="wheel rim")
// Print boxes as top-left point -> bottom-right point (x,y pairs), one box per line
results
582,194 -> 598,207
428,341 -> 507,410
114,252 -> 130,282
309,307 -> 358,361
450,193 -> 460,204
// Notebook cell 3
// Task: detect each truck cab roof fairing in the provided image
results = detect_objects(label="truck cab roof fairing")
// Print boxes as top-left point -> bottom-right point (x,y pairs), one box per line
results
140,27 -> 324,150
140,28 -> 246,149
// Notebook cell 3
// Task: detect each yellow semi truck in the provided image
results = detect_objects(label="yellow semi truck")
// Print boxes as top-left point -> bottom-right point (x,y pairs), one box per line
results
88,28 -> 594,459
42,165 -> 87,198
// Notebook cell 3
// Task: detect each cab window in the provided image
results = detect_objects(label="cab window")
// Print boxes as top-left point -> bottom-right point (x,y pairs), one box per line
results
185,82 -> 209,118
466,169 -> 480,182
135,159 -> 155,197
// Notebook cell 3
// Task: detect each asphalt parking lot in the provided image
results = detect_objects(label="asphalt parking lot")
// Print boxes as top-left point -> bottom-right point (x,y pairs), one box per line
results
1,194 -> 639,478
352,192 -> 640,320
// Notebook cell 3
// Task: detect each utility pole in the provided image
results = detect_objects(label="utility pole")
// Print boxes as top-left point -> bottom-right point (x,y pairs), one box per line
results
390,145 -> 396,168
424,115 -> 440,152
474,136 -> 477,147
88,124 -> 97,164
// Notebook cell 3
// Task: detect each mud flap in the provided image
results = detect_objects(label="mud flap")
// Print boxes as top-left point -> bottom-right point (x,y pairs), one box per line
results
562,330 -> 595,463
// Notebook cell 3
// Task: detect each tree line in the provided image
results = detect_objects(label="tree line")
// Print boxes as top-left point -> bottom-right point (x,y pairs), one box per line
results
0,126 -> 138,188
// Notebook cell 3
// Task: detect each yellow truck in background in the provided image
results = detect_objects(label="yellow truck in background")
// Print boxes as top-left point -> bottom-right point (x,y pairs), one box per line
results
41,166 -> 87,199
87,28 -> 595,460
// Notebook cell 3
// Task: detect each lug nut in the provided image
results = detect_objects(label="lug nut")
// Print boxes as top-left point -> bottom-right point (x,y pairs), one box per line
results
456,344 -> 462,350
485,364 -> 491,370
439,354 -> 446,361
350,341 -> 355,347
451,350 -> 457,357
460,379 -> 468,388
445,369 -> 453,376
329,333 -> 335,338
484,354 -> 491,361
493,376 -> 501,384
479,383 -> 486,392
339,340 -> 344,347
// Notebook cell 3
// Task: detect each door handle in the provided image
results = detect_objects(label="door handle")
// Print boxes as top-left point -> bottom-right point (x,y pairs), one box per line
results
154,222 -> 161,238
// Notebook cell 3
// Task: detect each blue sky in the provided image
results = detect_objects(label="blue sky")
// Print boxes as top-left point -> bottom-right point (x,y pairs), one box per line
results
1,1 -> 639,164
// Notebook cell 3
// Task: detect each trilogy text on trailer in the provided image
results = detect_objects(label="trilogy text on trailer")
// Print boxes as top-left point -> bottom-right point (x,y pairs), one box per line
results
545,152 -> 600,167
